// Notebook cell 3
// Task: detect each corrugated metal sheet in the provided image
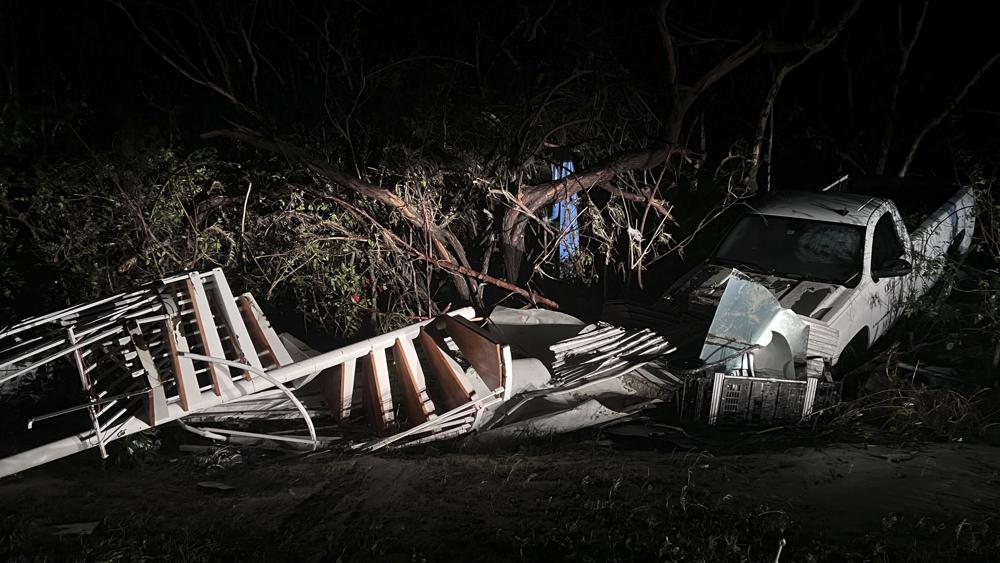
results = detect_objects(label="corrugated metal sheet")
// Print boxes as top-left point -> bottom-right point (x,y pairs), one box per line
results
550,323 -> 680,387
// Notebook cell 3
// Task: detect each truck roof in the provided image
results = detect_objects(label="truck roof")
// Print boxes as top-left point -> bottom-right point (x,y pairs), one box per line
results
752,191 -> 885,226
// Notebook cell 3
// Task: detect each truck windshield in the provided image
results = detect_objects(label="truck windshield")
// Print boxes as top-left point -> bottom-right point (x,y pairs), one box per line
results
713,215 -> 864,285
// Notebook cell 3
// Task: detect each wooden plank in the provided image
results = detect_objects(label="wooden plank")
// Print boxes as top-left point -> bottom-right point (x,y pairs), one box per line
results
392,337 -> 436,426
418,326 -> 474,410
185,274 -> 233,396
237,294 -> 293,369
443,315 -> 505,392
163,318 -> 204,412
317,358 -> 356,422
351,363 -> 366,414
127,322 -> 168,425
363,349 -> 395,435
340,358 -> 358,420
208,311 -> 251,381
238,297 -> 276,371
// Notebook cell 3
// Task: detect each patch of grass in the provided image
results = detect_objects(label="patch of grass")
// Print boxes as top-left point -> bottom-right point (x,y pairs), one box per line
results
3,442 -> 1000,562
824,385 -> 1000,445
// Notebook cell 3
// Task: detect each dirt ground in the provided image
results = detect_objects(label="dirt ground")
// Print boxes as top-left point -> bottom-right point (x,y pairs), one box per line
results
1,429 -> 999,562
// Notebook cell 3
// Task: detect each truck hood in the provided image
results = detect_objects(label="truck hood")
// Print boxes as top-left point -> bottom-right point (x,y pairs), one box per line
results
661,263 -> 845,320
641,263 -> 846,360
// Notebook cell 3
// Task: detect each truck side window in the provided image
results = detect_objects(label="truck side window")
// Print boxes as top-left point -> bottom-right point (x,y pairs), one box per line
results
871,213 -> 904,269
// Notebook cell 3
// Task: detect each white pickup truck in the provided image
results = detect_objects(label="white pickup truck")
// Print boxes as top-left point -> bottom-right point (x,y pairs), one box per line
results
626,181 -> 977,384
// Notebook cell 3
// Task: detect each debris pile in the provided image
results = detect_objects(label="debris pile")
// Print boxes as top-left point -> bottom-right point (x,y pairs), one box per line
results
0,267 -> 853,478
0,271 -> 684,477
0,269 -> 296,477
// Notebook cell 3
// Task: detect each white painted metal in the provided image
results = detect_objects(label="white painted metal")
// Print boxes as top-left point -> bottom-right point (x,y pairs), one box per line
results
185,273 -> 239,398
0,326 -> 124,385
0,304 -> 477,477
264,307 -> 475,384
67,327 -> 107,459
206,269 -> 262,370
0,288 -> 147,340
802,377 -> 818,419
364,391 -> 503,452
189,425 -> 341,446
181,353 -> 318,450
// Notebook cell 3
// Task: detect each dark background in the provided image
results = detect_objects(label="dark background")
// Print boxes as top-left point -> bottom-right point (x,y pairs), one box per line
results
2,0 -> 998,329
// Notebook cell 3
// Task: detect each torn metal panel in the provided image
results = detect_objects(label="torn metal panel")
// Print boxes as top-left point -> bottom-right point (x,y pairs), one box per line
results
684,272 -> 843,424
474,322 -> 679,440
471,398 -> 657,445
700,271 -> 809,378
551,323 -> 679,386
484,306 -> 585,368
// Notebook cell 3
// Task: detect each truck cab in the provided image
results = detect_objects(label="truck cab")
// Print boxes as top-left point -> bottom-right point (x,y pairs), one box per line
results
637,183 -> 975,376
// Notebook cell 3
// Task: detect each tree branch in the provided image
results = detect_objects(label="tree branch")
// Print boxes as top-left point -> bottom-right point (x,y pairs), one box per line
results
202,127 -> 477,300
520,144 -> 691,211
875,0 -> 929,176
301,186 -> 560,309
113,1 -> 263,123
747,0 -> 863,192
899,50 -> 1000,177
596,182 -> 675,220
656,0 -> 679,96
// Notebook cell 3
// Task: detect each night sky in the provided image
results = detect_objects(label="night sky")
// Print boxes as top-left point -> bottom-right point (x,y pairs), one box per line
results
4,1 -> 998,176
2,0 -> 1000,316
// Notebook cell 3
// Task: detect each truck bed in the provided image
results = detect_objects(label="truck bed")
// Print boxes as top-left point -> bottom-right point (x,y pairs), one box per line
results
829,176 -> 970,233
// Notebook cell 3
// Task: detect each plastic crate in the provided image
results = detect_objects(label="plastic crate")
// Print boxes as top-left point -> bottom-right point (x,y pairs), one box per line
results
680,372 -> 839,425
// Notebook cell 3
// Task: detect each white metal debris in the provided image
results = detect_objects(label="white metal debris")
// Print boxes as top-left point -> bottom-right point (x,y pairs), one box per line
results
1,272 -> 687,477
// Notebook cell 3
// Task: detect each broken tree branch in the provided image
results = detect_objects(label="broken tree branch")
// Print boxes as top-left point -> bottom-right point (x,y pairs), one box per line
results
656,0 -> 679,98
876,0 -> 929,176
502,143 -> 690,280
899,50 -> 1000,177
596,182 -> 675,220
201,127 -> 477,301
297,185 -> 560,309
746,0 -> 863,193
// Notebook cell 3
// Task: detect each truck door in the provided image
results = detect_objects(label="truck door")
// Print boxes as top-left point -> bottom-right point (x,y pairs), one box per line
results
868,212 -> 909,341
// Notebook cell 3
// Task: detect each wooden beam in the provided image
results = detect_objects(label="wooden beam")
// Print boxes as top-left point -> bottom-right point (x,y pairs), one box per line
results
237,294 -> 293,369
185,274 -> 234,396
392,337 -> 436,426
418,325 -> 474,410
163,318 -> 204,412
363,349 -> 395,435
443,315 -> 505,392
317,358 -> 356,422
206,270 -> 263,372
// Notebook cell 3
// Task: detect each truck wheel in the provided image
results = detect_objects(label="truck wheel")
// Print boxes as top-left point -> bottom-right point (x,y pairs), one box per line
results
833,333 -> 867,399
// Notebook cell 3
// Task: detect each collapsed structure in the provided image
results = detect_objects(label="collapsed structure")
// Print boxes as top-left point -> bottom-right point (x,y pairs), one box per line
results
1,182 -> 974,476
0,270 -> 686,477
1,266 -> 844,478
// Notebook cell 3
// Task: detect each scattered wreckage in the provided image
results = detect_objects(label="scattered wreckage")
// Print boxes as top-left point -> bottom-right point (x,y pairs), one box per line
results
0,267 -> 831,478
0,181 -> 976,477
0,269 -> 684,477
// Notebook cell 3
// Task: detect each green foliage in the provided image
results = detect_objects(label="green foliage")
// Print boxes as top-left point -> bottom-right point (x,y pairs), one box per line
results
0,143 -> 391,336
